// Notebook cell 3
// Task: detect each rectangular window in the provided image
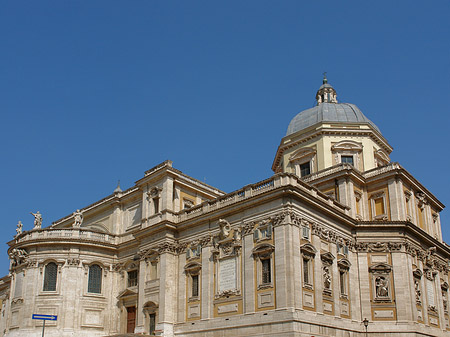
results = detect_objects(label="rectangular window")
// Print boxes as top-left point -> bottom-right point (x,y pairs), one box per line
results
374,197 -> 384,216
88,264 -> 102,294
341,155 -> 354,166
191,274 -> 199,297
300,162 -> 311,177
128,270 -> 138,287
149,261 -> 158,280
43,262 -> 58,292
301,226 -> 310,240
262,258 -> 271,284
303,258 -> 310,285
339,270 -> 347,295
153,197 -> 159,214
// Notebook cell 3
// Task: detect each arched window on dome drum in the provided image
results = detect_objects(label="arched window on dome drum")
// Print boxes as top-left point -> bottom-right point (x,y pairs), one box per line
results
43,262 -> 57,291
88,264 -> 102,294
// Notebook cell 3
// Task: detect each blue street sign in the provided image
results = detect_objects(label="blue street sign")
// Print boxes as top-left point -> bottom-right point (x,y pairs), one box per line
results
32,314 -> 57,321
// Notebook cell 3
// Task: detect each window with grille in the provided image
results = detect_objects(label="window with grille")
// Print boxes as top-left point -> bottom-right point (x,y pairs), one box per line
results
128,270 -> 138,287
262,258 -> 271,284
300,162 -> 311,177
191,274 -> 199,297
43,262 -> 57,291
341,155 -> 354,166
88,264 -> 102,294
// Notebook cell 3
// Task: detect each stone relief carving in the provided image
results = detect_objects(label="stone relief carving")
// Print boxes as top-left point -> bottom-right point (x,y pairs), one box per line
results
157,241 -> 179,255
218,219 -> 232,240
414,279 -> 421,304
323,266 -> 331,290
215,289 -> 240,299
355,241 -> 402,253
147,187 -> 162,200
375,276 -> 389,298
9,248 -> 28,267
66,258 -> 80,266
27,259 -> 38,268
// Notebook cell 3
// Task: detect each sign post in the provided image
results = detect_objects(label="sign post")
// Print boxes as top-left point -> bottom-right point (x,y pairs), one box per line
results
32,314 -> 57,337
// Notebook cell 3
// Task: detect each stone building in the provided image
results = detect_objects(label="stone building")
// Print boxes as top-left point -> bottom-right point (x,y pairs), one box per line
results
1,77 -> 449,336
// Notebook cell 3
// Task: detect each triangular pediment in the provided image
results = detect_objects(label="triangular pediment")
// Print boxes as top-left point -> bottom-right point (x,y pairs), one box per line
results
117,288 -> 138,299
368,263 -> 392,273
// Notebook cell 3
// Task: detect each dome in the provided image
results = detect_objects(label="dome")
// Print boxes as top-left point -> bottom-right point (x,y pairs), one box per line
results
286,75 -> 380,136
286,102 -> 380,136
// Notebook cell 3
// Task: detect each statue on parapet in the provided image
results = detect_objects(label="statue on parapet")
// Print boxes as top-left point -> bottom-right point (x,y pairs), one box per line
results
30,211 -> 42,229
73,209 -> 83,228
15,221 -> 23,236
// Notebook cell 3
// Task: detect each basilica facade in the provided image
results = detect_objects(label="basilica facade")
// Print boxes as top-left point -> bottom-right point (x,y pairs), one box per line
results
1,77 -> 449,336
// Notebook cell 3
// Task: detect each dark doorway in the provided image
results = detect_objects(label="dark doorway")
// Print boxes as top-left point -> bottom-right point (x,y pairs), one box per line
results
126,306 -> 136,333
149,313 -> 156,335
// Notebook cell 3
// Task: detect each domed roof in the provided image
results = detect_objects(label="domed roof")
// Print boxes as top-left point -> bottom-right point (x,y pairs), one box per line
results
286,75 -> 380,136
286,102 -> 380,136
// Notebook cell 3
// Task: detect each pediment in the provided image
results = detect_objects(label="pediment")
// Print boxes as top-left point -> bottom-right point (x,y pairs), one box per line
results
117,288 -> 138,299
320,251 -> 335,264
300,243 -> 317,256
331,140 -> 363,152
375,149 -> 390,162
368,263 -> 392,273
338,258 -> 351,270
289,147 -> 316,162
252,243 -> 274,256
184,261 -> 202,273
413,268 -> 423,279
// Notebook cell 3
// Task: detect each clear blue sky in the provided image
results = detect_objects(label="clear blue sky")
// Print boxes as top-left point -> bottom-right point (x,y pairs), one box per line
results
1,1 -> 449,275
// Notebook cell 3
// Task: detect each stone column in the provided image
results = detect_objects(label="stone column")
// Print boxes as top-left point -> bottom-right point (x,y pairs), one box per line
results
161,176 -> 174,212
177,253 -> 186,323
201,245 -> 212,319
135,259 -> 147,333
357,252 -> 371,321
274,223 -> 292,308
388,178 -> 401,221
312,234 -> 323,312
157,250 -> 178,337
292,224 -> 302,309
392,252 -> 413,320
337,178 -> 349,208
243,233 -> 255,313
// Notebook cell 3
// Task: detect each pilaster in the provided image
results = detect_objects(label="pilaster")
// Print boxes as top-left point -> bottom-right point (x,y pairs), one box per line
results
243,234 -> 255,313
201,245 -> 212,319
157,252 -> 177,337
274,224 -> 289,308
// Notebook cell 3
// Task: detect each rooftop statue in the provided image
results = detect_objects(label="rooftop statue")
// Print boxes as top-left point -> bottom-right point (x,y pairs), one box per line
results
15,221 -> 23,236
73,209 -> 83,228
30,211 -> 42,229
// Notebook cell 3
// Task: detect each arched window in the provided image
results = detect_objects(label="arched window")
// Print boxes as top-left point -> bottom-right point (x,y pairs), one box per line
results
43,262 -> 57,291
88,264 -> 102,294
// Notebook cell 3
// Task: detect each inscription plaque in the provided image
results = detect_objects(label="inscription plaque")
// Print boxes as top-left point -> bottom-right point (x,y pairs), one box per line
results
219,258 -> 236,292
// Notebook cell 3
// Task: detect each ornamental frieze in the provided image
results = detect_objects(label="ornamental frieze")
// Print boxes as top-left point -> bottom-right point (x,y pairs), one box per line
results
355,242 -> 402,252
65,258 -> 80,266
157,241 -> 180,255
215,288 -> 240,299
